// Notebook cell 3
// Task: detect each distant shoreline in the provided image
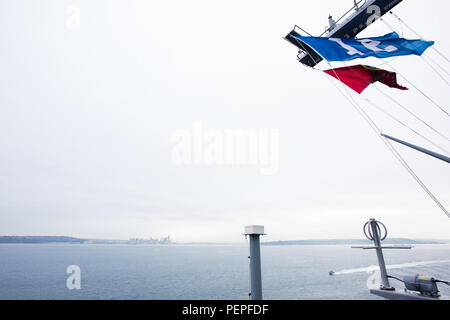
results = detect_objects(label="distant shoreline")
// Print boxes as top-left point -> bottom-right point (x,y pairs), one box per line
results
262,239 -> 448,246
0,236 -> 447,245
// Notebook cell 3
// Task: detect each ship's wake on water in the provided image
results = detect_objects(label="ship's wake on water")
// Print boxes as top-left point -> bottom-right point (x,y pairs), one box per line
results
333,259 -> 450,275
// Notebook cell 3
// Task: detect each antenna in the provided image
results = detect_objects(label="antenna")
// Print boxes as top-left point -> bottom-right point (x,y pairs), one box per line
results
352,219 -> 412,290
353,219 -> 447,300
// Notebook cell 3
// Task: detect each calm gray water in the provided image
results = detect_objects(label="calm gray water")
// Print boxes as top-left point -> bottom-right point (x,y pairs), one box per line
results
0,243 -> 449,300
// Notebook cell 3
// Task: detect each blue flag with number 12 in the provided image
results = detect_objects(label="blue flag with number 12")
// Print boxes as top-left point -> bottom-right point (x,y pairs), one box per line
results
294,32 -> 434,62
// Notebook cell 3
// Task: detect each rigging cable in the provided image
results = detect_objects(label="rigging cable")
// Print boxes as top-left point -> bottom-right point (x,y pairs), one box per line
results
372,84 -> 450,142
293,37 -> 450,218
375,17 -> 450,117
385,62 -> 450,118
360,96 -> 450,156
389,11 -> 450,63
321,61 -> 450,218
331,62 -> 450,154
379,16 -> 450,86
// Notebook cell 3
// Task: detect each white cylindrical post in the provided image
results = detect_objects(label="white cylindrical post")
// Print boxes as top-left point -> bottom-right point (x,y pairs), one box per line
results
244,225 -> 265,300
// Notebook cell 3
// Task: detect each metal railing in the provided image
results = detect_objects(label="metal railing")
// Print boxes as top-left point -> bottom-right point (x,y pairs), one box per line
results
319,0 -> 368,36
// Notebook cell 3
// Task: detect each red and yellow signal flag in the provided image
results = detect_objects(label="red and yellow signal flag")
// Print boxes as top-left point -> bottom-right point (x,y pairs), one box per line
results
323,65 -> 408,94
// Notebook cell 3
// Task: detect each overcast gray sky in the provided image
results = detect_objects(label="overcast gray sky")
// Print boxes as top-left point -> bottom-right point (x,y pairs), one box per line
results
1,0 -> 449,242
